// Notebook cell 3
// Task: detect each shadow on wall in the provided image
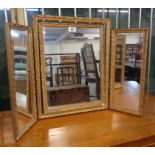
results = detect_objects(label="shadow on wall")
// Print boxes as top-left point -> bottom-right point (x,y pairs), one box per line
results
0,24 -> 10,111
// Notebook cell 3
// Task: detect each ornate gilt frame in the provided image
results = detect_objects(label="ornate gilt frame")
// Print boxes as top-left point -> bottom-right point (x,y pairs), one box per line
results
5,23 -> 37,140
32,15 -> 111,118
110,28 -> 149,115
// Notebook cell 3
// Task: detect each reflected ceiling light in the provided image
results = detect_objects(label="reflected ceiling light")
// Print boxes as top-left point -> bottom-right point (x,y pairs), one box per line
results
97,9 -> 103,12
27,8 -> 39,11
98,9 -> 116,13
98,9 -> 128,13
105,10 -> 116,13
11,30 -> 19,37
119,10 -> 128,13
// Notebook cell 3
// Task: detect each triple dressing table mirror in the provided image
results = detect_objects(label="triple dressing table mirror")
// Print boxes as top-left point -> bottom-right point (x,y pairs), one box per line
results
4,17 -> 149,142
5,23 -> 37,140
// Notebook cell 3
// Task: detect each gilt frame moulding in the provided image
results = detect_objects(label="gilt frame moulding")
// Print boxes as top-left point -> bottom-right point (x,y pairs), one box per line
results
109,28 -> 149,116
39,22 -> 105,115
5,23 -> 37,140
32,15 -> 111,119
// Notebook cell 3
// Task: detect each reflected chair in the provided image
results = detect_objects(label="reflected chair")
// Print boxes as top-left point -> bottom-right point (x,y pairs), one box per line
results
45,57 -> 53,87
81,43 -> 100,99
55,54 -> 81,86
56,65 -> 75,86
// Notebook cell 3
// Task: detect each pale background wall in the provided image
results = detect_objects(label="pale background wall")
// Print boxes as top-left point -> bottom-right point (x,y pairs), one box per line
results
44,38 -> 100,61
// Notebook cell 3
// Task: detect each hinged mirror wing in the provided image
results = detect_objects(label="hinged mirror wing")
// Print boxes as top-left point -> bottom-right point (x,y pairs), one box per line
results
5,23 -> 37,140
110,28 -> 149,115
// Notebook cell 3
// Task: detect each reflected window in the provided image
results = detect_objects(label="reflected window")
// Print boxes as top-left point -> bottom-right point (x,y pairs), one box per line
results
0,8 -> 10,111
141,8 -> 151,28
130,8 -> 140,28
149,9 -> 155,92
118,8 -> 128,28
104,8 -> 116,28
141,8 -> 151,86
0,8 -> 5,25
91,8 -> 103,18
77,8 -> 89,17
26,8 -> 42,26
44,8 -> 59,15
61,8 -> 74,16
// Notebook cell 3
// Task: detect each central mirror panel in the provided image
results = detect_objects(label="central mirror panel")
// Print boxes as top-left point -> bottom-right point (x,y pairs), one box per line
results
38,23 -> 105,116
44,26 -> 100,107
33,16 -> 110,118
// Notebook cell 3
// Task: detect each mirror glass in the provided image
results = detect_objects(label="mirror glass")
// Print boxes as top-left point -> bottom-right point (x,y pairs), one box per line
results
42,26 -> 101,109
114,32 -> 143,113
11,29 -> 32,131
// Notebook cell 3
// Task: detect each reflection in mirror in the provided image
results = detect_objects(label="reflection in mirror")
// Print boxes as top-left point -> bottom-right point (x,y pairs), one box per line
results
42,26 -> 101,109
114,32 -> 143,113
11,29 -> 33,130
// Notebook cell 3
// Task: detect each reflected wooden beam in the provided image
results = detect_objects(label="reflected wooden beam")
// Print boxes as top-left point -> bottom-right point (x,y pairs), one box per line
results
10,8 -> 26,25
